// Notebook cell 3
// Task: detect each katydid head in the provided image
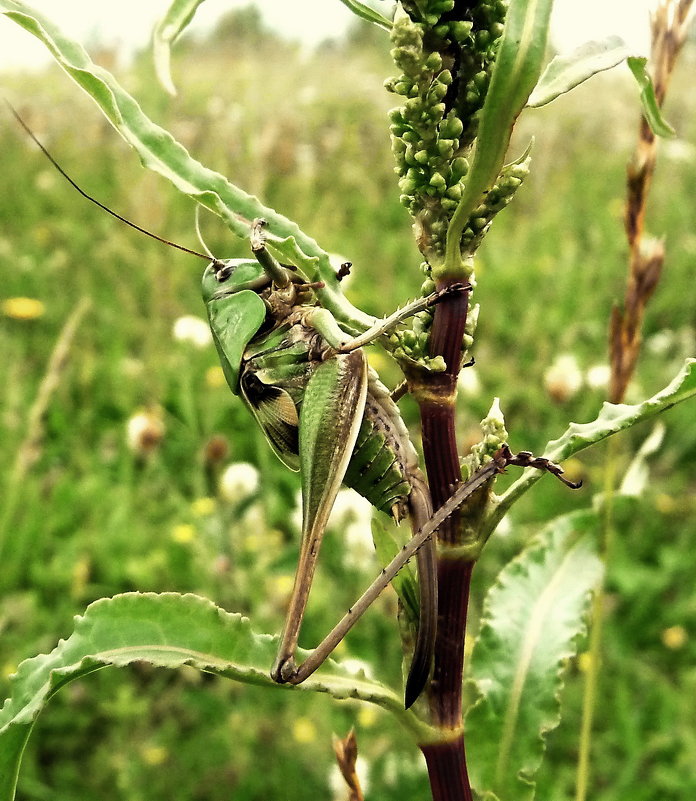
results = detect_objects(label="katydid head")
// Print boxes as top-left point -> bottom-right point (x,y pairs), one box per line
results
201,258 -> 269,300
202,260 -> 270,396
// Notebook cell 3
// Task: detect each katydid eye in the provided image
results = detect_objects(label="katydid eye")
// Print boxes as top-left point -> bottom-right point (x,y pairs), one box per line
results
215,264 -> 233,282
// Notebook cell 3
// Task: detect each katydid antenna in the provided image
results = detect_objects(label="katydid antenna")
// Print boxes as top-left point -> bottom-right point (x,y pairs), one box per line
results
5,98 -> 224,269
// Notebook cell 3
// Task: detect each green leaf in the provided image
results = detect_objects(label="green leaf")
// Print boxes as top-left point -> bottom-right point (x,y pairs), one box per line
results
619,422 -> 665,497
527,35 -> 638,107
372,518 -> 419,623
487,358 -> 696,534
526,37 -> 675,138
0,592 -> 434,800
153,0 -> 208,96
338,0 -> 393,30
626,56 -> 676,138
442,0 -> 554,277
466,510 -> 603,800
0,0 -> 374,333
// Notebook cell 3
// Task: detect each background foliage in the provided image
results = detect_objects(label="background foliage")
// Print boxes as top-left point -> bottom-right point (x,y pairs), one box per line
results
0,9 -> 694,800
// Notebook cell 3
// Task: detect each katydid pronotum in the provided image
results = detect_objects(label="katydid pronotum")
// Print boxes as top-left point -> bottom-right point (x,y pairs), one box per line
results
10,104 -> 581,708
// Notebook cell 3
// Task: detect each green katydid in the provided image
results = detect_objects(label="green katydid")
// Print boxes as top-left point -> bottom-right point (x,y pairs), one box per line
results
9,102 -> 452,705
202,219 -> 472,706
11,105 -> 581,709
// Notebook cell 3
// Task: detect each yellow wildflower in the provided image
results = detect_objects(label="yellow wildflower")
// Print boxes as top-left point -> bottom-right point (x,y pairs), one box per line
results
358,705 -> 378,729
2,297 -> 45,320
141,745 -> 168,766
191,497 -> 216,517
206,366 -> 226,388
662,625 -> 687,650
655,494 -> 676,514
292,717 -> 318,744
171,524 -> 196,544
270,574 -> 295,598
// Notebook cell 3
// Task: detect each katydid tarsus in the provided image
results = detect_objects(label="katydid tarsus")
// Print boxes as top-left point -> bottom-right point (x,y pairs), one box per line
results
10,104 -> 581,709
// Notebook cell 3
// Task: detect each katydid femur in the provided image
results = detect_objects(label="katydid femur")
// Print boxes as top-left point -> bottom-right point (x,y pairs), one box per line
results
11,104 -> 580,709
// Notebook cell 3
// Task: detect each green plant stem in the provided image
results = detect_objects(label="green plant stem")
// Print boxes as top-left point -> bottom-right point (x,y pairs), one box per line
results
575,436 -> 619,800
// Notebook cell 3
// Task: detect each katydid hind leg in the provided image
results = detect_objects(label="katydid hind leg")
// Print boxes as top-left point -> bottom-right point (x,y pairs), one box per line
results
271,350 -> 368,683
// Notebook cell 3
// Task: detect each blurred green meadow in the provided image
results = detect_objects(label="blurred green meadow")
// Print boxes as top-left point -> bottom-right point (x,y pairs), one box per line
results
1,11 -> 695,800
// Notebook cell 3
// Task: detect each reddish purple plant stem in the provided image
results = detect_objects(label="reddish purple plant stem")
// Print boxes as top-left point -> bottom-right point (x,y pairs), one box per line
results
416,278 -> 474,799
422,737 -> 474,801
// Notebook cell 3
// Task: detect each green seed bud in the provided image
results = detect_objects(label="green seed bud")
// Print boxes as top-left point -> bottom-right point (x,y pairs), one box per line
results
437,139 -> 454,158
429,82 -> 448,102
441,115 -> 463,139
426,52 -> 442,71
438,69 -> 453,86
429,172 -> 447,190
504,175 -> 522,190
490,22 -> 505,39
473,71 -> 488,91
450,21 -> 473,42
402,330 -> 418,348
430,102 -> 446,121
451,157 -> 469,180
446,184 -> 462,200
415,149 -> 430,164
399,194 -> 412,207
421,278 -> 436,295
476,30 -> 490,49
388,107 -> 404,123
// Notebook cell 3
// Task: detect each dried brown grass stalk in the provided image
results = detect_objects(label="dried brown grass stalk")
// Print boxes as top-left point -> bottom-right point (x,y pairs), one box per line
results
0,297 -> 91,542
332,729 -> 364,801
610,0 -> 694,403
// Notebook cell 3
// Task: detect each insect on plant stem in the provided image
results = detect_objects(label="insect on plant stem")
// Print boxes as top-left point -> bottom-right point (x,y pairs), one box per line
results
9,98 -> 581,709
